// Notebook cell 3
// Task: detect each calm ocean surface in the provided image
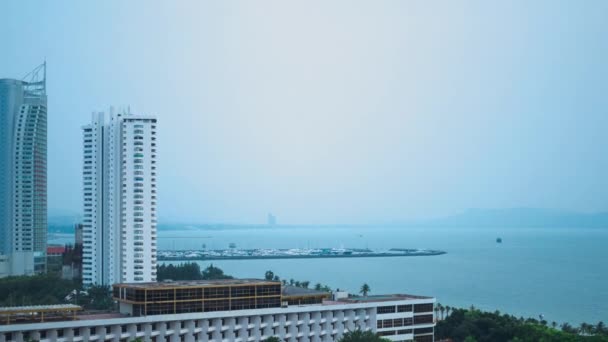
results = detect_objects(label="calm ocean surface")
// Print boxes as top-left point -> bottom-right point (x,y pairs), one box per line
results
51,225 -> 608,325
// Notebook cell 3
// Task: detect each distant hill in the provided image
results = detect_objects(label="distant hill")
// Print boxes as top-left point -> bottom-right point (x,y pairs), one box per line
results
421,208 -> 608,229
46,207 -> 608,232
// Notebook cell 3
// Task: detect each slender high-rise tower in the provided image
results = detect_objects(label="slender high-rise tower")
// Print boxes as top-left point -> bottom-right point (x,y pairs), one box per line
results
82,108 -> 157,286
0,64 -> 48,276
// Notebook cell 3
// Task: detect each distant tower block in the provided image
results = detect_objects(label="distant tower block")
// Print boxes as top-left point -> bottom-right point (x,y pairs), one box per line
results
267,213 -> 277,226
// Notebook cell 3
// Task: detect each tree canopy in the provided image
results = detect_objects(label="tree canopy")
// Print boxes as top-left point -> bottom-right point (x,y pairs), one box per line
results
0,274 -> 78,307
201,264 -> 233,280
360,283 -> 371,296
265,337 -> 282,342
157,263 -> 233,281
337,330 -> 390,342
263,271 -> 331,292
436,307 -> 608,342
0,274 -> 114,310
157,262 -> 203,280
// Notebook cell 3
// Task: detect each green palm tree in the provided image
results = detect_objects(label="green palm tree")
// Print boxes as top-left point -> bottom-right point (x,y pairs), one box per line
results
561,323 -> 576,334
580,322 -> 590,335
445,305 -> 451,318
434,305 -> 440,321
596,321 -> 606,334
359,283 -> 371,297
551,321 -> 557,329
439,304 -> 445,320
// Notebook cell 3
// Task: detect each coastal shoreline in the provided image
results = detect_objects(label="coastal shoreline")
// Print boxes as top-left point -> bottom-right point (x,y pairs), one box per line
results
158,248 -> 447,261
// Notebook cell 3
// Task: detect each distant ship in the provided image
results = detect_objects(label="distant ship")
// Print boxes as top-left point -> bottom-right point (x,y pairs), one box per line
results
496,237 -> 502,243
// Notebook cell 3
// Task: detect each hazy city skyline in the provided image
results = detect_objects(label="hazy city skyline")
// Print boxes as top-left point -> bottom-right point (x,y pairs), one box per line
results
2,1 -> 608,224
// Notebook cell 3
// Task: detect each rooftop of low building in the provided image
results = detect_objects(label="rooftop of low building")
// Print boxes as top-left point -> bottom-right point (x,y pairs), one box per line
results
0,304 -> 81,314
113,278 -> 281,289
331,294 -> 433,303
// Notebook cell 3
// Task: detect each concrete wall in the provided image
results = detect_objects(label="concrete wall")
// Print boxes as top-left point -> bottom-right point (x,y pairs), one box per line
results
0,299 -> 435,342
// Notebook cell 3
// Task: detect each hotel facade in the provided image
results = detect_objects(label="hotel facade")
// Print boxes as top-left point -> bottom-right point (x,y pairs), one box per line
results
82,109 -> 158,286
0,279 -> 435,342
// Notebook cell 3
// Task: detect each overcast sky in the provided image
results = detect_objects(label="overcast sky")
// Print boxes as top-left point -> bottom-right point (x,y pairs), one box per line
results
2,1 -> 608,224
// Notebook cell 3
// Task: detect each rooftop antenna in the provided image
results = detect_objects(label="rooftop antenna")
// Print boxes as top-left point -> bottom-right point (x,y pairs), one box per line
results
21,62 -> 46,97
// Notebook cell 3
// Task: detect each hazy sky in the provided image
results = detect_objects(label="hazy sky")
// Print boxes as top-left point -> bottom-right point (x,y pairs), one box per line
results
2,1 -> 608,224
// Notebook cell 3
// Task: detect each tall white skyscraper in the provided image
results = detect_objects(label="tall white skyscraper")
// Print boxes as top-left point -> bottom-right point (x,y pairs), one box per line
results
82,108 -> 157,286
0,64 -> 47,276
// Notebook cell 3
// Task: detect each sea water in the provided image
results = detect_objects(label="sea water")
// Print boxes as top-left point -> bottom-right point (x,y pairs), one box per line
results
50,225 -> 607,324
157,225 -> 607,325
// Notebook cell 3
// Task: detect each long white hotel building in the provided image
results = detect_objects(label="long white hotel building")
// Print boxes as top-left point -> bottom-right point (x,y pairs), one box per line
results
82,108 -> 158,286
0,279 -> 435,342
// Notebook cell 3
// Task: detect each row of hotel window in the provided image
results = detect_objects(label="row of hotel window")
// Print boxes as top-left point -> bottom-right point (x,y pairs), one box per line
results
12,331 -> 368,342
4,315 -> 369,342
140,297 -> 283,315
116,285 -> 282,302
377,315 -> 434,328
377,303 -> 434,314
377,327 -> 433,336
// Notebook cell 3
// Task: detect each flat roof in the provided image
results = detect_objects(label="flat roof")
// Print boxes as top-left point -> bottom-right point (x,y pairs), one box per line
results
114,279 -> 281,289
282,286 -> 330,297
334,294 -> 433,303
0,304 -> 82,314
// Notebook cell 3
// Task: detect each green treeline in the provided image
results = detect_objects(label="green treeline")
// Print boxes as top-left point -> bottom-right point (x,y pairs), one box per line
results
156,263 -> 333,293
0,274 -> 112,310
156,263 -> 233,281
436,307 -> 608,342
337,330 -> 391,342
0,274 -> 77,306
263,270 -> 332,292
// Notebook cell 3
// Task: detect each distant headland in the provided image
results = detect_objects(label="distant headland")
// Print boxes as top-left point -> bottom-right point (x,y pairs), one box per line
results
47,207 -> 608,234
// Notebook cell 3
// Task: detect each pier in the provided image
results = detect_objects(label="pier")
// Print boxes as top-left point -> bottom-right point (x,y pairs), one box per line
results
157,247 -> 446,261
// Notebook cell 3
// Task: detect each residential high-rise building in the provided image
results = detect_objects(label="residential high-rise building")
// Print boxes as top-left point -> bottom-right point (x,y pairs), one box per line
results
0,63 -> 48,276
82,108 -> 157,286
